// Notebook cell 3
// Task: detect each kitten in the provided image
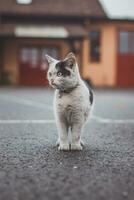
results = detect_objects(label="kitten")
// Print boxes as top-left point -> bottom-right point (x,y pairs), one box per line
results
46,52 -> 93,150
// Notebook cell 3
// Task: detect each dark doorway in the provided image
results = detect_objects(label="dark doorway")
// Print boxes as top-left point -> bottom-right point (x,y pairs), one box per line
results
117,30 -> 134,88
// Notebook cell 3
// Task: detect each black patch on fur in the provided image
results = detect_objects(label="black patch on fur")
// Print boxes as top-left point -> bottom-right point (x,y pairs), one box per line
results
89,89 -> 93,105
55,61 -> 71,77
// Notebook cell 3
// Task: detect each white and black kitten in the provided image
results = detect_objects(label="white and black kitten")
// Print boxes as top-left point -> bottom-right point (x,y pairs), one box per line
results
46,52 -> 93,150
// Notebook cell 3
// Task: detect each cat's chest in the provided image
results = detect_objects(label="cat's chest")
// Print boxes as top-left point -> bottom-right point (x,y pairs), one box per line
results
55,90 -> 84,112
56,92 -> 72,108
55,92 -> 76,113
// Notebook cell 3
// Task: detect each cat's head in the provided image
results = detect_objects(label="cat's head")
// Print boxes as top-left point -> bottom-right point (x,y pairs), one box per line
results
46,52 -> 80,91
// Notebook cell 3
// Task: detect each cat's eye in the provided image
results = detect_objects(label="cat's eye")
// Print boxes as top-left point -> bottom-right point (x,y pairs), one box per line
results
49,72 -> 52,77
70,64 -> 74,68
69,61 -> 73,68
57,72 -> 63,77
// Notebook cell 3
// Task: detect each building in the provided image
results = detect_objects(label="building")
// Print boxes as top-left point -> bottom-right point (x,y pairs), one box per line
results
0,0 -> 134,87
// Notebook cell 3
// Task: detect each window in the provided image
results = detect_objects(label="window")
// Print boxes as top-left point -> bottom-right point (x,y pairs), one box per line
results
16,0 -> 32,4
20,46 -> 59,70
119,31 -> 129,53
119,30 -> 134,54
89,31 -> 101,62
41,47 -> 59,61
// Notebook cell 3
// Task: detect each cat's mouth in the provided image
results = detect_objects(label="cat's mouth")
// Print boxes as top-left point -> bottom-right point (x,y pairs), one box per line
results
51,83 -> 64,90
50,82 -> 58,88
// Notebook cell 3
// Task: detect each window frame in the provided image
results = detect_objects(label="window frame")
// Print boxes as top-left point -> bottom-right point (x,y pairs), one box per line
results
18,44 -> 61,69
16,0 -> 32,5
118,29 -> 134,54
89,30 -> 101,63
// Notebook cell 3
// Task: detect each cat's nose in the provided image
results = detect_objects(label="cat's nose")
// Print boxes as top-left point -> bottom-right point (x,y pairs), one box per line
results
51,79 -> 54,84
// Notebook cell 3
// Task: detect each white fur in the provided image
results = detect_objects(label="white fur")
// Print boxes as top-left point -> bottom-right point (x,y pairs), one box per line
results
46,53 -> 93,150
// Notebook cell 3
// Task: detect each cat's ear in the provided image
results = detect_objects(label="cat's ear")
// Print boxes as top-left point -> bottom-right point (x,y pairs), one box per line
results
65,52 -> 76,68
45,54 -> 55,65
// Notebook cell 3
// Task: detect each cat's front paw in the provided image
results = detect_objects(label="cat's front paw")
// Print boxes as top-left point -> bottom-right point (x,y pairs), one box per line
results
56,139 -> 60,146
80,140 -> 84,146
58,144 -> 70,151
71,143 -> 82,150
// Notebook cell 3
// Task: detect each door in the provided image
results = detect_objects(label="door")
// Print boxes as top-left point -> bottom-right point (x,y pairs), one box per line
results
117,30 -> 134,87
0,40 -> 4,84
19,46 -> 59,86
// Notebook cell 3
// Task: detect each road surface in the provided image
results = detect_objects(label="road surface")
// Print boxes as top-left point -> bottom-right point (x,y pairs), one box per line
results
0,88 -> 134,200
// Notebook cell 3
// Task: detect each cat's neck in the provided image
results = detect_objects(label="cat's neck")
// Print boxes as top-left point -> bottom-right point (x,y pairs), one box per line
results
58,82 -> 80,95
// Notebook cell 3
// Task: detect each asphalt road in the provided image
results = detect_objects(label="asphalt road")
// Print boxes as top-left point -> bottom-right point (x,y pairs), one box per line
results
0,88 -> 134,200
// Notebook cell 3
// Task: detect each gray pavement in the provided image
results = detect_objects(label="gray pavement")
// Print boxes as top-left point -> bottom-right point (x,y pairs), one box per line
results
0,88 -> 134,200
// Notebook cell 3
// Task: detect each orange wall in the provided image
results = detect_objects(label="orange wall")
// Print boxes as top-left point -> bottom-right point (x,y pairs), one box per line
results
82,23 -> 117,87
4,40 -> 18,84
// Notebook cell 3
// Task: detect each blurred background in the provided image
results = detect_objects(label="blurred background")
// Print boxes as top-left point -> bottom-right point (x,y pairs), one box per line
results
0,1 -> 134,200
0,0 -> 134,88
